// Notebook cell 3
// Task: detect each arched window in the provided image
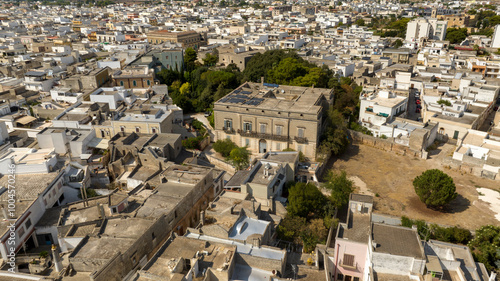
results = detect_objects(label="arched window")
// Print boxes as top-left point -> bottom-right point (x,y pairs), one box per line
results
133,80 -> 137,87
120,81 -> 124,86
147,80 -> 151,86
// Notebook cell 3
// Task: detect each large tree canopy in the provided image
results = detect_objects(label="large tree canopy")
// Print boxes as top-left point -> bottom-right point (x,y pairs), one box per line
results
323,170 -> 354,208
413,169 -> 457,208
288,182 -> 327,218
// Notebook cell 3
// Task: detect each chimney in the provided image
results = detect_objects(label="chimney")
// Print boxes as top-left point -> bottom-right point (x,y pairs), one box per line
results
97,204 -> 105,219
252,237 -> 261,247
261,76 -> 264,85
52,244 -> 63,272
200,210 -> 205,226
1,205 -> 8,220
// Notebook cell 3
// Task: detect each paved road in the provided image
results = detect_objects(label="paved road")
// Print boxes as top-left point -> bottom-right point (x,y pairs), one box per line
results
184,113 -> 213,130
407,88 -> 422,121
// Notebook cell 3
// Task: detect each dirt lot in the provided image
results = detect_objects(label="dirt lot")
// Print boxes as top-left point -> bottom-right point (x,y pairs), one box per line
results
327,144 -> 500,230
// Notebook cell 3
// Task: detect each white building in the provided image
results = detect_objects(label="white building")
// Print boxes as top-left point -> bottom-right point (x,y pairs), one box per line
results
50,87 -> 84,103
406,18 -> 447,42
23,71 -> 54,92
359,90 -> 408,136
89,87 -> 136,110
492,25 -> 500,49
0,148 -> 57,175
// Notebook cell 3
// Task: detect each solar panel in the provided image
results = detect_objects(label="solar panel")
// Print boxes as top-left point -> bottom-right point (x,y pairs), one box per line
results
241,90 -> 252,95
263,83 -> 279,88
227,98 -> 245,104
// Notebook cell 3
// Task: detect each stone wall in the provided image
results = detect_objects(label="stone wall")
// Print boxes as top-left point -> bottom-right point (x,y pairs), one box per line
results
442,157 -> 498,180
349,130 -> 422,158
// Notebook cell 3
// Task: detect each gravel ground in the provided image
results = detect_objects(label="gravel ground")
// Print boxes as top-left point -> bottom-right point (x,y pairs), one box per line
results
327,144 -> 500,230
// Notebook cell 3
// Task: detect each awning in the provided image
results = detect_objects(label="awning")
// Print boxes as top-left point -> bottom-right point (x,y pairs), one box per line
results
16,115 -> 37,125
88,138 -> 109,149
80,154 -> 92,160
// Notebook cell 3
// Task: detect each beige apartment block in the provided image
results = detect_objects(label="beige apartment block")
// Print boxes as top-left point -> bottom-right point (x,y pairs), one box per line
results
213,82 -> 334,159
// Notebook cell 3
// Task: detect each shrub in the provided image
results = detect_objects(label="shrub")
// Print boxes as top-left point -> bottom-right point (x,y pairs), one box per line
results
437,99 -> 452,106
182,135 -> 205,150
39,251 -> 49,259
213,139 -> 237,157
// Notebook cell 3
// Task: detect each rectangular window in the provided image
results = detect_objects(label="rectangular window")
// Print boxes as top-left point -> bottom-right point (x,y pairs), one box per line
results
276,125 -> 283,136
152,127 -> 157,133
337,273 -> 344,281
343,254 -> 355,267
298,127 -> 304,138
297,145 -> 303,152
18,226 -> 25,238
25,218 -> 32,229
136,127 -> 140,133
120,126 -> 125,132
245,138 -> 250,146
243,122 -> 252,132
260,123 -> 267,134
224,119 -> 232,130
276,142 -> 281,150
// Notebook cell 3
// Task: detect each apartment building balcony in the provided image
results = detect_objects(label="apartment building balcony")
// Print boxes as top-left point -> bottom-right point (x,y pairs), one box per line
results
294,136 -> 308,144
237,129 -> 290,142
223,127 -> 235,134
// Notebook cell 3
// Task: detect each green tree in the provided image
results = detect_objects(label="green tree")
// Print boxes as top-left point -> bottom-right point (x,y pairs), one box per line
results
213,139 -> 238,157
229,146 -> 250,170
323,170 -> 354,208
318,109 -> 349,156
277,215 -> 306,243
184,47 -> 198,71
203,53 -> 218,66
413,169 -> 457,208
445,28 -> 468,44
355,18 -> 365,26
179,82 -> 191,95
393,39 -> 403,48
267,57 -> 308,85
468,225 -> 500,271
287,182 -> 327,218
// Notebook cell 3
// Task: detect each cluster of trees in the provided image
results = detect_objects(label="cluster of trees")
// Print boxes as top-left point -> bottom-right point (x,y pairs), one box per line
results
212,139 -> 249,170
277,171 -> 353,252
402,217 -> 500,273
157,48 -> 242,113
372,17 -> 411,38
413,169 -> 457,208
242,50 -> 334,88
468,225 -> 500,272
445,28 -> 468,44
465,9 -> 500,37
401,216 -> 472,244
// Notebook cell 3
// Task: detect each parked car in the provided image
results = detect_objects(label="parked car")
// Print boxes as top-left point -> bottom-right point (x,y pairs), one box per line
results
416,108 -> 420,113
416,104 -> 422,109
416,100 -> 421,104
204,111 -> 212,117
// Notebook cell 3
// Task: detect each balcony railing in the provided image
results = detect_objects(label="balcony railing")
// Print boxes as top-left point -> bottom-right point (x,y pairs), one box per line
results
223,127 -> 235,134
237,129 -> 290,142
294,136 -> 308,144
